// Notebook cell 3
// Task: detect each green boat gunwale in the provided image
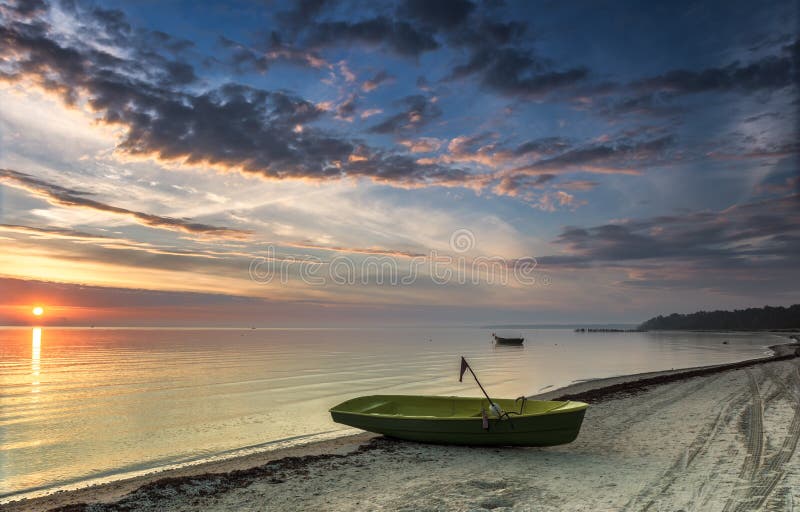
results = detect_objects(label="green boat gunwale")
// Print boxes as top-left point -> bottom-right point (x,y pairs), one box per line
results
329,395 -> 588,421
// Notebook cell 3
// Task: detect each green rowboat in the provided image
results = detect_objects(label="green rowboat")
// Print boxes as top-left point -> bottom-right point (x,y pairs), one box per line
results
330,395 -> 587,446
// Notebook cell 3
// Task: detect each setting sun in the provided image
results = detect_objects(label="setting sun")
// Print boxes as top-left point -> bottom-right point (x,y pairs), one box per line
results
32,306 -> 44,316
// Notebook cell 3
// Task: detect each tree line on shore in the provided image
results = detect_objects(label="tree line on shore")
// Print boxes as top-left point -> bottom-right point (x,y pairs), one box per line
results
638,304 -> 800,331
574,328 -> 645,333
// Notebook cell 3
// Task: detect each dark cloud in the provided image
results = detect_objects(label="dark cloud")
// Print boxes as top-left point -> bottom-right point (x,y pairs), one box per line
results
592,91 -> 684,118
218,32 -> 327,73
368,94 -> 442,134
218,35 -> 269,73
3,0 -> 48,17
514,135 -> 674,175
400,0 -> 475,30
162,60 -> 197,86
151,30 -> 195,54
449,46 -> 588,99
633,40 -> 799,95
344,152 -> 473,187
513,137 -> 571,157
0,7 -> 476,189
559,180 -> 599,191
304,17 -> 439,57
53,2 -> 199,87
275,0 -> 331,31
0,169 -> 251,238
265,0 -> 572,104
541,195 -> 800,282
271,0 -> 444,63
90,6 -> 131,40
493,173 -> 556,197
336,93 -> 358,120
593,39 -> 800,116
716,140 -> 800,160
447,18 -> 527,49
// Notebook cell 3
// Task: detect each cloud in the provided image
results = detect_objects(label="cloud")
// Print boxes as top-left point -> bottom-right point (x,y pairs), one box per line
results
337,59 -> 356,82
534,190 -> 578,212
512,137 -> 572,158
559,180 -> 600,191
273,0 -> 441,58
360,108 -> 383,119
590,39 -> 800,117
400,137 -> 443,153
361,70 -> 395,92
541,194 -> 800,275
439,133 -> 508,166
0,223 -> 111,242
304,17 -> 439,57
708,140 -> 800,161
275,0 -> 331,31
400,0 -> 475,30
448,46 -> 588,99
448,19 -> 527,48
368,94 -> 442,134
632,39 -> 799,95
51,2 -> 200,89
0,276 -> 263,310
0,223 -> 250,260
493,173 -> 555,197
0,4 -> 494,192
0,169 -> 251,238
335,93 -> 358,121
288,241 -> 427,259
218,33 -> 328,74
343,152 -> 476,188
510,135 -> 673,175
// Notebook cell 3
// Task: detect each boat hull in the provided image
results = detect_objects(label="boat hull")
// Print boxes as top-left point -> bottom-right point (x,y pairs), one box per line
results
330,395 -> 587,446
493,336 -> 524,345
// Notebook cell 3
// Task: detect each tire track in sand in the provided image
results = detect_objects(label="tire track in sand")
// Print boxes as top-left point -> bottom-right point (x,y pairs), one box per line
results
722,369 -> 764,512
624,370 -> 758,511
742,364 -> 800,510
597,374 -> 722,432
630,389 -> 741,512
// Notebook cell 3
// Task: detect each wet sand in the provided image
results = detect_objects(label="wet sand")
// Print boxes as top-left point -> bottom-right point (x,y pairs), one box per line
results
4,339 -> 799,512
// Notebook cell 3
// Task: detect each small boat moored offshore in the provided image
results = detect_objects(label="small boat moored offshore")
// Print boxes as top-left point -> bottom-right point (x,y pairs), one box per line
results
330,395 -> 587,446
492,332 -> 524,345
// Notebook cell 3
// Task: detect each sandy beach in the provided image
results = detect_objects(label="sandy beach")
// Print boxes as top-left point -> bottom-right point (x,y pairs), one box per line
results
4,339 -> 799,512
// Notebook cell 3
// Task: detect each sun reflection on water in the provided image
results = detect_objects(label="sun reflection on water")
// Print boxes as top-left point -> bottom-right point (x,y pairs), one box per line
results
32,327 -> 41,392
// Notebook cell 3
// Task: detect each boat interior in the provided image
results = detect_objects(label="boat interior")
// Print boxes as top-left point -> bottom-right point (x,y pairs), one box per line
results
332,395 -> 585,418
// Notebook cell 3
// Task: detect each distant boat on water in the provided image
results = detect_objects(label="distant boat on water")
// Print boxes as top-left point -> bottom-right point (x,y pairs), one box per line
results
492,333 -> 524,345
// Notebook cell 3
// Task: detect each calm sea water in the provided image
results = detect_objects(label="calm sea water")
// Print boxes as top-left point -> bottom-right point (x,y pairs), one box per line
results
0,327 -> 782,502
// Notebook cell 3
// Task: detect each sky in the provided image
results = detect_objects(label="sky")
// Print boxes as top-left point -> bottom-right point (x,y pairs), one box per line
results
0,0 -> 797,326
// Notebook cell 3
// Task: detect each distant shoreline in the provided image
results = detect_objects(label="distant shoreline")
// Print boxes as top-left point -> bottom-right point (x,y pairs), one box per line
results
531,338 -> 799,403
4,334 -> 798,512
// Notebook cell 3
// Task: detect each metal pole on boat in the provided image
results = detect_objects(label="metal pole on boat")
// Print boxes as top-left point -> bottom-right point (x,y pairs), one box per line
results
459,357 -> 497,410
459,357 -> 514,428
